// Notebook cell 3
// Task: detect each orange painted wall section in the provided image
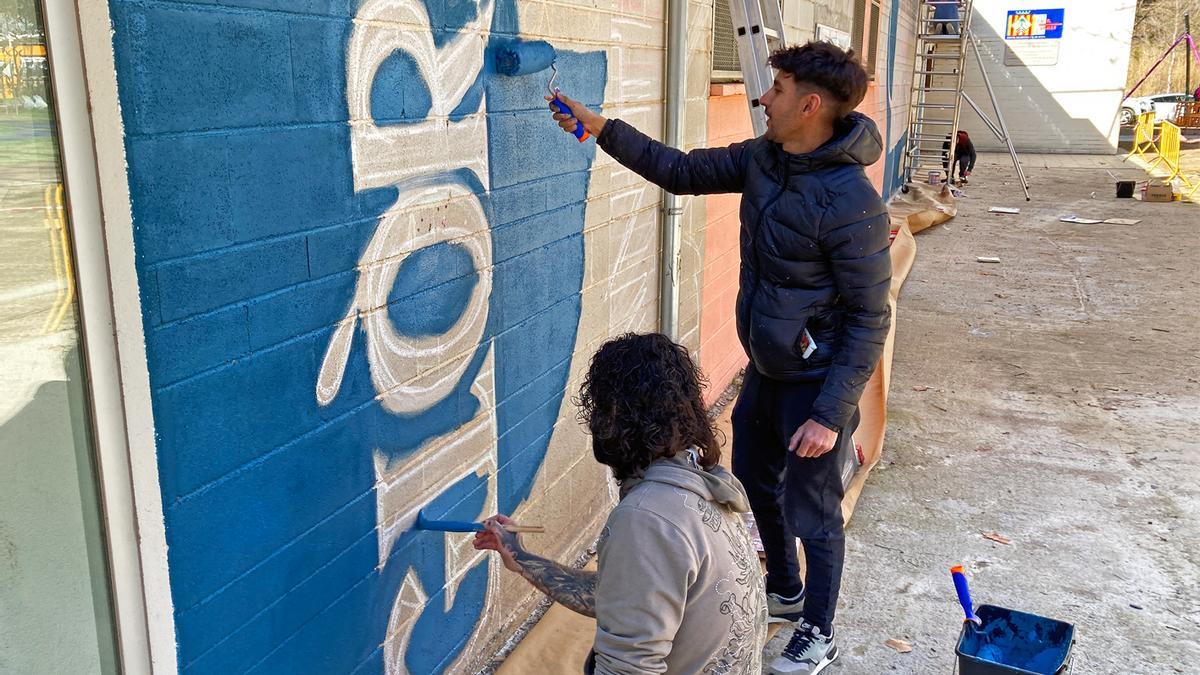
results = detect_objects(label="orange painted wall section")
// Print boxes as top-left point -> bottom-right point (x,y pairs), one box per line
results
858,82 -> 886,189
700,84 -> 753,404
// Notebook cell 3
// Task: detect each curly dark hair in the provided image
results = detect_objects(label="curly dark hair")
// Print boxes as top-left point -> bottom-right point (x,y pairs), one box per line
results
768,41 -> 869,118
575,333 -> 720,482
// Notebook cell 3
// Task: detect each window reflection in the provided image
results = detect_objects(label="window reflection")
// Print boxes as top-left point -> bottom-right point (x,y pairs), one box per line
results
1,2 -> 118,672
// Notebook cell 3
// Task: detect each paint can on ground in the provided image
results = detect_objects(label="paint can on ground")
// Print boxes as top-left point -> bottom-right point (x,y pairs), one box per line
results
929,171 -> 942,185
955,604 -> 1075,674
1115,180 -> 1136,198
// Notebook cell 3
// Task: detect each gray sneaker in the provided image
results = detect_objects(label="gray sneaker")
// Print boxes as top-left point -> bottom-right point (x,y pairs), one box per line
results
770,621 -> 838,674
767,588 -> 805,624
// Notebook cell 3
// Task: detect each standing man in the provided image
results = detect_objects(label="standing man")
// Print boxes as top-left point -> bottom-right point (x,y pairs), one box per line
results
549,41 -> 891,674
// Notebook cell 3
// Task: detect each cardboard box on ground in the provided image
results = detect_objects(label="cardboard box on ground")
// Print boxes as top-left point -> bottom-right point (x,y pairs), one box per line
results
1143,182 -> 1174,202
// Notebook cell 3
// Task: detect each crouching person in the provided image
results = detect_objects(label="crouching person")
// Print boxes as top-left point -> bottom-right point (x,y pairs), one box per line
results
474,333 -> 768,674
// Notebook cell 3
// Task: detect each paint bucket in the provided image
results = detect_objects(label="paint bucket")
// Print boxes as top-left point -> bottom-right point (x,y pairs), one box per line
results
1115,180 -> 1135,198
929,170 -> 942,185
955,604 -> 1075,674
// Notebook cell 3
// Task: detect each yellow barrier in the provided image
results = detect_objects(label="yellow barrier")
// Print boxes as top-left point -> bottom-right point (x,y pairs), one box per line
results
42,183 -> 75,333
1128,116 -> 1198,200
1154,122 -> 1198,198
1127,111 -> 1158,163
1152,120 -> 1180,173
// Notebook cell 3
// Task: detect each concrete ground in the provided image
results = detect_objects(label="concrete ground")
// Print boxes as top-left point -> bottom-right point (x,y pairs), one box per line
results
778,153 -> 1200,673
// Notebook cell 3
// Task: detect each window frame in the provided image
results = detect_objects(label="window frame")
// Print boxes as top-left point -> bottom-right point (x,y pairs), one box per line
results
40,2 -> 178,673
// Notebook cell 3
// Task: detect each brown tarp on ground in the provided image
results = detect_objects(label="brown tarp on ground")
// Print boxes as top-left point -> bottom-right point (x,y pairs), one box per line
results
495,182 -> 957,674
843,181 -> 957,521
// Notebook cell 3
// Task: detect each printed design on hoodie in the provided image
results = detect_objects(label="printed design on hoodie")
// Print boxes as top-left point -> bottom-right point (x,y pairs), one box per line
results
679,490 -> 767,674
596,525 -> 611,549
681,482 -> 724,530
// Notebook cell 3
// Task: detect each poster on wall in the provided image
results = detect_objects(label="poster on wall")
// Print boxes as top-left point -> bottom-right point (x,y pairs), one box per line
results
1005,8 -> 1065,39
1004,8 -> 1064,66
816,24 -> 852,51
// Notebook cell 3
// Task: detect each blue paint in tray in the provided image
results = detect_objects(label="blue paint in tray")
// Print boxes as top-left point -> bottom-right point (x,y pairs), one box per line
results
956,604 -> 1075,675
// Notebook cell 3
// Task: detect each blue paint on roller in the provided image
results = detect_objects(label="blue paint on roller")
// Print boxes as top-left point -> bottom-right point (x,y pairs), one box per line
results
494,39 -> 557,76
415,510 -> 485,533
493,40 -> 588,141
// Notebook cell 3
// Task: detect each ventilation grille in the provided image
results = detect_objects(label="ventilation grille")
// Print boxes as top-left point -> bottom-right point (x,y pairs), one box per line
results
713,0 -> 742,78
866,0 -> 880,76
851,0 -> 866,57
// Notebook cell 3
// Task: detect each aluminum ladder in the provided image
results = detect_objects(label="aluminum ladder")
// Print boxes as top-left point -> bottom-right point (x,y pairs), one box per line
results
728,0 -> 786,136
903,0 -> 974,186
902,0 -> 1030,199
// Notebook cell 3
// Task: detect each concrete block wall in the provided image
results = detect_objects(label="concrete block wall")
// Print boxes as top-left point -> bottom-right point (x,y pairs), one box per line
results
873,0 -> 917,197
961,1 -> 1137,153
781,0 -> 853,48
676,0 -> 718,356
850,0 -> 916,194
104,0 -> 677,671
700,84 -> 753,404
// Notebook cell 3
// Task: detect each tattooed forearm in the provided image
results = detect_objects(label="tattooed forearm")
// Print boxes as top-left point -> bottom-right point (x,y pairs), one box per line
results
511,548 -> 597,617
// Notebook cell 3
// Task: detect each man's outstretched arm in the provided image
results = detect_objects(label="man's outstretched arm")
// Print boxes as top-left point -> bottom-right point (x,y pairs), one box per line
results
473,515 -> 597,617
549,93 -> 752,195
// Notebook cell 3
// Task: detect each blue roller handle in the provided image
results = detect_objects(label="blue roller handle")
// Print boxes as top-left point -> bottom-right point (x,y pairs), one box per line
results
951,565 -> 981,625
552,97 -> 589,142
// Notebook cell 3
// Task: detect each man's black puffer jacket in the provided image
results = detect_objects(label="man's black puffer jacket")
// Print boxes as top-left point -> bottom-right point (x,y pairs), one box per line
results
597,112 -> 892,432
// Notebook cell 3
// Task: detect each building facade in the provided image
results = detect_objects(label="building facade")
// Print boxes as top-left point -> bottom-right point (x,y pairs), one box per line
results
959,1 -> 1138,154
3,1 -> 920,673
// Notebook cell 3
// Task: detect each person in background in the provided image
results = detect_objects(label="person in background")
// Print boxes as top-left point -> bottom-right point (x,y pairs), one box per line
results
474,333 -> 768,674
942,129 -> 976,186
932,0 -> 961,35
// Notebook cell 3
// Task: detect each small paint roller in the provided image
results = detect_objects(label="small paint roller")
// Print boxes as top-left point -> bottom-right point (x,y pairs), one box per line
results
415,510 -> 546,534
950,564 -> 983,626
493,40 -> 590,142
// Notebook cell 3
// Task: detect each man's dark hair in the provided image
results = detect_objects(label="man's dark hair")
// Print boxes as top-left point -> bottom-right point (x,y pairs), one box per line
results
768,41 -> 869,118
576,333 -> 720,482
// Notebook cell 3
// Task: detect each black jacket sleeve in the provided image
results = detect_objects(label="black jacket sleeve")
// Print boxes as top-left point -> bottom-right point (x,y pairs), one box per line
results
810,186 -> 893,432
597,119 -> 753,195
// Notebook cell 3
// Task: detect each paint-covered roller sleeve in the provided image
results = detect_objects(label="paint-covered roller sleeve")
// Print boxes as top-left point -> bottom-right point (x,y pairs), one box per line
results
416,512 -> 484,533
416,511 -> 545,533
494,40 -> 557,76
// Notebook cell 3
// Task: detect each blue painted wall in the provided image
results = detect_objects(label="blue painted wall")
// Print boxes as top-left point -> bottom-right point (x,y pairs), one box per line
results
109,0 -> 606,672
882,0 -> 907,199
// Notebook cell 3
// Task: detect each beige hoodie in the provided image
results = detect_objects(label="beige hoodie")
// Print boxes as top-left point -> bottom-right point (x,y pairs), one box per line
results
587,450 -> 768,674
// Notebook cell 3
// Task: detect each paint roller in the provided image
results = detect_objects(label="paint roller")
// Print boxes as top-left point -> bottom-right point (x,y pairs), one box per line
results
494,40 -> 590,142
415,510 -> 546,534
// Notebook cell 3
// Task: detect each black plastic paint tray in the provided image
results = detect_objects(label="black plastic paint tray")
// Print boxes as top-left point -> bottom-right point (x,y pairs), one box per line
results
955,604 -> 1075,675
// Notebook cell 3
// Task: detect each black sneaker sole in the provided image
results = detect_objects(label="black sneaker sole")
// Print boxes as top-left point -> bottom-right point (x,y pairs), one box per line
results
767,611 -> 804,624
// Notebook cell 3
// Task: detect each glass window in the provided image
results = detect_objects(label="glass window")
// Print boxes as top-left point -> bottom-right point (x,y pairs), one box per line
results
1,1 -> 119,672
